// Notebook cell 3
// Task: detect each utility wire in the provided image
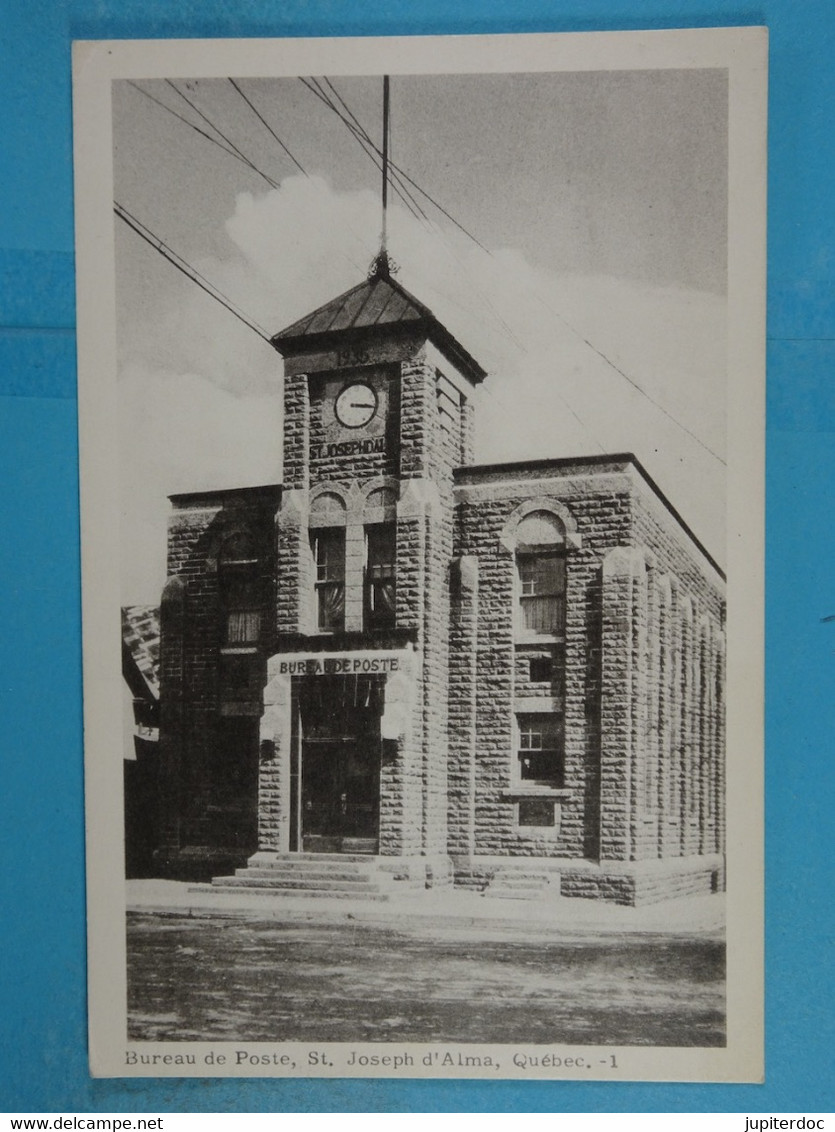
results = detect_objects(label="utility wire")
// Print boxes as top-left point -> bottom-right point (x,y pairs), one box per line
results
314,79 -> 722,465
130,74 -> 714,465
306,77 -> 524,351
318,77 -> 429,222
300,78 -> 426,224
227,78 -> 308,176
114,202 -> 272,343
165,79 -> 279,190
322,77 -> 489,252
116,202 -> 258,325
301,78 -> 524,349
127,81 -> 252,171
302,75 -> 605,451
302,78 -> 427,223
530,291 -> 727,466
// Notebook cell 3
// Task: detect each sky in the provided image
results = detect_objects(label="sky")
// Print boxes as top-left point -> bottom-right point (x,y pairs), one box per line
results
113,68 -> 728,604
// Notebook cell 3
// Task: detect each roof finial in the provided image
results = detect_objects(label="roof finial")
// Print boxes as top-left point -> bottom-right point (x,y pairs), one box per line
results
368,248 -> 393,280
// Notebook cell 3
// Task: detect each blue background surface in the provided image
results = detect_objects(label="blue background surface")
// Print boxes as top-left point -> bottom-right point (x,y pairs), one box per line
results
1,0 -> 833,1113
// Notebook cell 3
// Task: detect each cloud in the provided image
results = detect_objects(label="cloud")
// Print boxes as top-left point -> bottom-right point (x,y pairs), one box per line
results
118,173 -> 726,601
118,361 -> 282,603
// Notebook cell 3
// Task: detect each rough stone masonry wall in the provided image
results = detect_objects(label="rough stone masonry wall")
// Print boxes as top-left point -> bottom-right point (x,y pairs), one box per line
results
451,479 -> 633,860
447,555 -> 478,856
277,373 -> 309,635
626,486 -> 726,864
425,364 -> 460,854
393,350 -> 457,857
159,490 -> 277,857
164,504 -> 221,848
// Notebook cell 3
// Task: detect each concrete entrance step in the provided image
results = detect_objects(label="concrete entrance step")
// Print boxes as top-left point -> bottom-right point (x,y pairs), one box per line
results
258,852 -> 380,864
199,882 -> 391,902
235,866 -> 386,883
211,874 -> 388,894
241,858 -> 379,876
209,851 -> 429,902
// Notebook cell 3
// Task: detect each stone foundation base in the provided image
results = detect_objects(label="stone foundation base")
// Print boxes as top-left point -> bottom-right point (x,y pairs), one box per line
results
451,853 -> 725,906
154,844 -> 253,883
375,853 -> 454,889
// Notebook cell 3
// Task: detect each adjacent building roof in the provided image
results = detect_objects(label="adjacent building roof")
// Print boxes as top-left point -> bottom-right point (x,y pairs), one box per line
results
122,605 -> 160,699
271,260 -> 486,385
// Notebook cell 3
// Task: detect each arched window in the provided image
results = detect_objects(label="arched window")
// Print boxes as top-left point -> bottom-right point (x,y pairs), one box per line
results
309,491 -> 347,523
219,532 -> 263,646
363,487 -> 397,630
308,490 -> 347,633
515,510 -> 566,637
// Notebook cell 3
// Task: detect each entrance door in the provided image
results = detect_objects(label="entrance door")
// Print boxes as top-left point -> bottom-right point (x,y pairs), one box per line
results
301,738 -> 380,851
298,675 -> 383,853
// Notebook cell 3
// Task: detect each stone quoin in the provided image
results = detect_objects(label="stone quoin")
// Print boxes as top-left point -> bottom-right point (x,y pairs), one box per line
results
143,266 -> 725,905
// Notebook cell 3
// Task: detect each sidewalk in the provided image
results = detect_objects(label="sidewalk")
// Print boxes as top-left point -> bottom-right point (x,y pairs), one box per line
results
127,879 -> 725,941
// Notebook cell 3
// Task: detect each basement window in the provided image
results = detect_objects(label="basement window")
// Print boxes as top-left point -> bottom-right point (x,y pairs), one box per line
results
518,799 -> 556,828
529,656 -> 553,682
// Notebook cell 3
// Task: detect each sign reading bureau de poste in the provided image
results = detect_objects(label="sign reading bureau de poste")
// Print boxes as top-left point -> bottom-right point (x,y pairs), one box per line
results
274,651 -> 408,677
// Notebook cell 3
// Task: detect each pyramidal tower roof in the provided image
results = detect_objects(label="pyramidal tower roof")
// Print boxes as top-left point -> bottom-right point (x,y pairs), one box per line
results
271,257 -> 486,385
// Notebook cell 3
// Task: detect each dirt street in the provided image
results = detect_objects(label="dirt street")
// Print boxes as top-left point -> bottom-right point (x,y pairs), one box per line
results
128,910 -> 725,1046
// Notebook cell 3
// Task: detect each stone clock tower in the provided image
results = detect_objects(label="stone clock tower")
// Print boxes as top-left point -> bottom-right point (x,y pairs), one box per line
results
248,258 -> 486,884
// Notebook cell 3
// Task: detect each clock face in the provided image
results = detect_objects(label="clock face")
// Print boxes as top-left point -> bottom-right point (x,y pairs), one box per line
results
335,382 -> 378,429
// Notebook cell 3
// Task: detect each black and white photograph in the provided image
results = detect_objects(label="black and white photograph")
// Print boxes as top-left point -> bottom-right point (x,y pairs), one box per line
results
74,28 -> 765,1081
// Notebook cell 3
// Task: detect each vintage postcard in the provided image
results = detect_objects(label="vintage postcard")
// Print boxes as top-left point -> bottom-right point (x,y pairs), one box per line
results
73,28 -> 766,1081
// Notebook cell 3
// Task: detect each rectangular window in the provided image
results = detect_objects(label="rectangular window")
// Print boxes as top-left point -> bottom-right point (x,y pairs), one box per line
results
365,523 -> 397,629
517,714 -> 564,786
220,654 -> 261,700
221,573 -> 263,645
518,553 -> 565,635
312,528 -> 345,632
226,609 -> 262,644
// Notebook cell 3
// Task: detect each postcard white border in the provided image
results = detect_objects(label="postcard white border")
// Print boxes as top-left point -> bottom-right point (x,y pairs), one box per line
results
73,26 -> 766,1083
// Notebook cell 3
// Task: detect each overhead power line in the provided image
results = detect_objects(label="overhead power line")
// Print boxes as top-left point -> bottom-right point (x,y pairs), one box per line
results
164,79 -> 279,190
299,77 -> 426,225
127,79 -> 368,278
310,77 -> 723,467
531,291 -> 726,465
301,77 -> 527,354
127,81 -> 253,172
227,78 -> 308,176
114,202 -> 271,343
318,76 -> 490,254
126,74 -> 720,467
324,79 -> 722,465
317,77 -> 429,223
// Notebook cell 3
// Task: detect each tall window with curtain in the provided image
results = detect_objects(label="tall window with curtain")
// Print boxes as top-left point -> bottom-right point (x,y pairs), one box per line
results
219,531 -> 263,646
515,510 -> 566,637
311,528 -> 345,632
365,523 -> 396,629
